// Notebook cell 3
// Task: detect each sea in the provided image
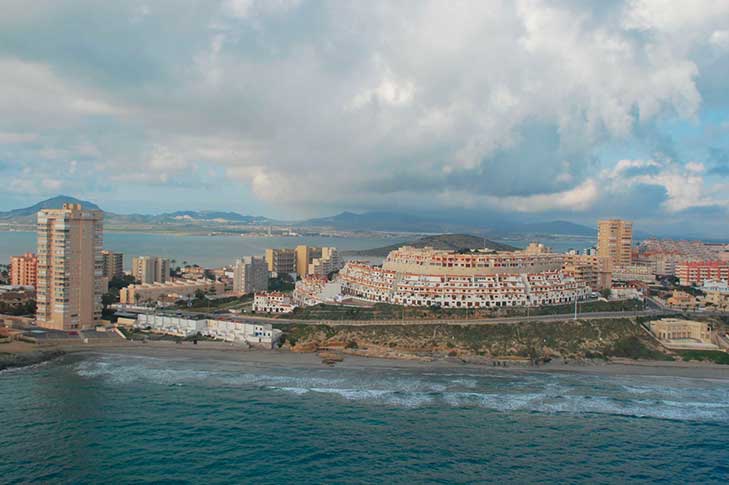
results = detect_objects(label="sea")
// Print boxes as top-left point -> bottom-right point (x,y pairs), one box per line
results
0,231 -> 595,268
0,232 -> 410,269
1,352 -> 728,483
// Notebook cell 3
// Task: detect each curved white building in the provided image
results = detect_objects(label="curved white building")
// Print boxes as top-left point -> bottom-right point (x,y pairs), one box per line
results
340,246 -> 589,308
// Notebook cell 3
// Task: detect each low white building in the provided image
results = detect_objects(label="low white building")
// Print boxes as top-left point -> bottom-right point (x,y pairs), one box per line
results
135,313 -> 282,348
253,292 -> 297,314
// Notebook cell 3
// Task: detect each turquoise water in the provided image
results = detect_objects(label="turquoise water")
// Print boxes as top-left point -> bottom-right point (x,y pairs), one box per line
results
0,232 -> 407,269
1,352 -> 728,484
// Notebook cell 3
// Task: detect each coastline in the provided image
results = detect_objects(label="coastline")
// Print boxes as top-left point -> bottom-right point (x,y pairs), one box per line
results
4,340 -> 729,380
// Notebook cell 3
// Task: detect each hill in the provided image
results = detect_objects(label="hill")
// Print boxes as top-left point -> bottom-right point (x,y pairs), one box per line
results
302,211 -> 457,233
152,211 -> 272,224
303,210 -> 597,236
0,195 -> 101,219
344,233 -> 518,257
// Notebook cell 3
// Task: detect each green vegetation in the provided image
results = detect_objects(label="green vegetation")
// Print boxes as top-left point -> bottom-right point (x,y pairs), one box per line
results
268,274 -> 296,292
175,294 -> 253,313
604,336 -> 674,361
274,317 -> 672,362
0,300 -> 36,316
285,299 -> 645,321
678,350 -> 729,365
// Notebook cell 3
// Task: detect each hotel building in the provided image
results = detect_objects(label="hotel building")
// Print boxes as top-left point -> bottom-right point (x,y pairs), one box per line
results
36,204 -> 104,330
597,219 -> 633,266
131,256 -> 170,284
265,248 -> 296,276
339,246 -> 589,308
101,250 -> 124,278
10,252 -> 38,288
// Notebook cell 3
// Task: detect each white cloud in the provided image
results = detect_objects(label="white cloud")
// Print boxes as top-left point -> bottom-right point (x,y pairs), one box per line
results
0,1 -> 727,219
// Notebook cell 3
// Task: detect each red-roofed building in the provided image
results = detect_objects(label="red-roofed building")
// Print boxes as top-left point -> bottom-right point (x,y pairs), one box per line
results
676,261 -> 729,287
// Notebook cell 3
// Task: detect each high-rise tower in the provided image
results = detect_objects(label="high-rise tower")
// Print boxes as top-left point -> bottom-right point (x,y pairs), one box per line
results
36,203 -> 104,330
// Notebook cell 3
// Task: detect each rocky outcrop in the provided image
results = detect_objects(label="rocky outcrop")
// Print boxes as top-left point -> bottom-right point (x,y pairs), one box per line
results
278,318 -> 668,363
0,350 -> 65,372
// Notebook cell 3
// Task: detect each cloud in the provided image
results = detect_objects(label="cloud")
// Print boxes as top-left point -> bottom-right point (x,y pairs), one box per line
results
0,0 -> 727,222
602,158 -> 729,213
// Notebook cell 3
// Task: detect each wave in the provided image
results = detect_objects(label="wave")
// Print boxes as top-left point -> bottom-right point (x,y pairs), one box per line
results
73,354 -> 729,422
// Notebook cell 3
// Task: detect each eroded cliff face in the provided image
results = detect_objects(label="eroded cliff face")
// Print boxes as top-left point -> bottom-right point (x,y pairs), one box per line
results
279,318 -> 668,363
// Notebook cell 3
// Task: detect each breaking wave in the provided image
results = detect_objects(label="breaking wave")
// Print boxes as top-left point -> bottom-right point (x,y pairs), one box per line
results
73,354 -> 729,422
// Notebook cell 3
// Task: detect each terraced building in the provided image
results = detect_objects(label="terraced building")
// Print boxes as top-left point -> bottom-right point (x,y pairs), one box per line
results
340,246 -> 589,309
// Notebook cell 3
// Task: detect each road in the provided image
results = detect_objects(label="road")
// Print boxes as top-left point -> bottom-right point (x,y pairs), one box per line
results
219,308 -> 674,327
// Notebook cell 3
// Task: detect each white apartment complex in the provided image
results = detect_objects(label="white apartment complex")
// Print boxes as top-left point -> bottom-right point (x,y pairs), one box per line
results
253,291 -> 297,313
135,313 -> 282,348
339,247 -> 590,309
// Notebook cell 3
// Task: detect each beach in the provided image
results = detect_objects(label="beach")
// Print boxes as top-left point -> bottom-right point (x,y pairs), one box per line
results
4,339 -> 729,380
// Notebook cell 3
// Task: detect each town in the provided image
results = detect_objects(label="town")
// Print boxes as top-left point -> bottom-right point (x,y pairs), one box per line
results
2,203 -> 729,364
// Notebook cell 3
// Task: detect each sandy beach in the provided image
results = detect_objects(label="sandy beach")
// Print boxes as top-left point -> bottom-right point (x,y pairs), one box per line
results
5,339 -> 729,380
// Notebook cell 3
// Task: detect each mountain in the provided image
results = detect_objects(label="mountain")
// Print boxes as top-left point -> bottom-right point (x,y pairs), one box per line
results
0,195 -> 101,219
344,233 -> 518,257
302,211 -> 457,233
303,211 -> 596,236
153,211 -> 272,224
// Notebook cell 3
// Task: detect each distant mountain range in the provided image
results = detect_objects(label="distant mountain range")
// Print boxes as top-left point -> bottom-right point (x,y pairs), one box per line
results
0,195 -> 602,237
302,211 -> 597,237
111,210 -> 273,225
344,234 -> 518,257
0,195 -> 100,219
0,196 -> 273,226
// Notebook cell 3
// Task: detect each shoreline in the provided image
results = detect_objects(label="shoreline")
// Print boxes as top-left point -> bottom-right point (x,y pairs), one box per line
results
4,340 -> 729,379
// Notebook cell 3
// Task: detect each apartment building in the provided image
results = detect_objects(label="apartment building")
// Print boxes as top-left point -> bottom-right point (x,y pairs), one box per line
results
101,250 -> 124,278
132,256 -> 170,284
597,219 -> 633,266
308,247 -> 343,276
339,247 -> 589,309
120,279 -> 224,305
135,313 -> 282,348
612,263 -> 656,283
562,254 -> 612,291
253,291 -> 297,313
36,203 -> 104,330
233,256 -> 268,294
10,252 -> 38,288
265,248 -> 296,275
295,245 -> 322,278
676,261 -> 729,287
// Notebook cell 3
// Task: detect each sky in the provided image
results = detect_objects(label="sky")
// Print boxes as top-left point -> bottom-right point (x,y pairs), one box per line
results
1,0 -> 728,236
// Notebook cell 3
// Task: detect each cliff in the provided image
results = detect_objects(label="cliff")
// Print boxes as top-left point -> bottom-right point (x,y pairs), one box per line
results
277,318 -> 672,363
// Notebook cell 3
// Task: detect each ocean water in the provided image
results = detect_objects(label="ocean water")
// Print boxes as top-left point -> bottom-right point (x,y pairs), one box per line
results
0,232 -> 407,269
1,352 -> 728,484
0,231 -> 595,269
